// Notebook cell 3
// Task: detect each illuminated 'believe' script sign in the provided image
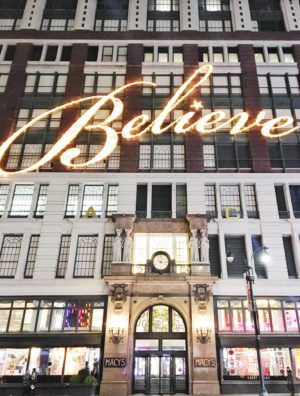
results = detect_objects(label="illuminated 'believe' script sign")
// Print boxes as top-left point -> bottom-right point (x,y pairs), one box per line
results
0,64 -> 298,176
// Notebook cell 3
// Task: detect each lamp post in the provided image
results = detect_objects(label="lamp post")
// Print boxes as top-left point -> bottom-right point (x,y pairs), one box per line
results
227,246 -> 271,396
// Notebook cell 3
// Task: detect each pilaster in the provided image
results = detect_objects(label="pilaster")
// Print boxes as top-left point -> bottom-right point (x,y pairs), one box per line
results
20,0 -> 47,30
74,0 -> 97,30
280,0 -> 300,31
180,0 -> 199,30
128,0 -> 147,30
230,0 -> 252,31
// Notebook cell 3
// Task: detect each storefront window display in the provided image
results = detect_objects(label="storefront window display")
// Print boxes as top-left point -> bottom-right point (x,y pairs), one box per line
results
0,349 -> 29,376
222,348 -> 291,379
295,349 -> 300,379
0,347 -> 100,377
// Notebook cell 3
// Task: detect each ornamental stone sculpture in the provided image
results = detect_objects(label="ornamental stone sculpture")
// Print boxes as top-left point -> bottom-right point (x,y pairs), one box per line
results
200,229 -> 210,263
113,229 -> 122,263
189,230 -> 200,263
122,229 -> 132,263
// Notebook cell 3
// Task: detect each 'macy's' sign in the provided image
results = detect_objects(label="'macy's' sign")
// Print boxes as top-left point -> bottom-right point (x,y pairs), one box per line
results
0,64 -> 297,176
104,357 -> 126,368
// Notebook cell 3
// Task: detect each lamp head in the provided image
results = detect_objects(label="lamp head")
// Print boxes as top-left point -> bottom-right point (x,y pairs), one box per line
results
259,246 -> 271,265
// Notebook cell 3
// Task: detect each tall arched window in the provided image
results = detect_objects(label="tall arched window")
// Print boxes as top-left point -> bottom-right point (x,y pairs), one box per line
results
0,235 -> 22,278
134,305 -> 188,394
73,235 -> 98,278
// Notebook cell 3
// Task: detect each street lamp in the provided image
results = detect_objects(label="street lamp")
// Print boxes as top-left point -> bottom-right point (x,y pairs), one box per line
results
227,245 -> 271,396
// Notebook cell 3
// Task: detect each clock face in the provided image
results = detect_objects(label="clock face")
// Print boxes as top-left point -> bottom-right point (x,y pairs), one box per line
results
153,253 -> 169,271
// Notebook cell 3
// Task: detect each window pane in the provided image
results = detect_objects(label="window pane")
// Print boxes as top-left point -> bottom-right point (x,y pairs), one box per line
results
0,310 -> 9,332
50,308 -> 64,331
23,309 -> 37,332
162,339 -> 186,351
10,185 -> 34,217
152,305 -> 169,332
37,309 -> 51,331
91,309 -> 104,331
135,339 -> 159,351
3,349 -> 29,375
81,185 -> 103,217
261,348 -> 290,376
172,310 -> 185,332
8,310 -> 23,332
136,309 -> 149,332
223,348 -> 258,377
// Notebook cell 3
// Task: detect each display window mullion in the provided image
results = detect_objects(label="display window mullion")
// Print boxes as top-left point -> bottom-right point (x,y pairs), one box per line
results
6,304 -> 13,333
20,307 -> 27,332
34,301 -> 41,332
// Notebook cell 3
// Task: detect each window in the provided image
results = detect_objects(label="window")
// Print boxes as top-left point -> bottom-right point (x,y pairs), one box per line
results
87,46 -> 99,62
254,48 -> 265,63
30,46 -> 43,61
152,185 -> 172,218
81,185 -> 103,217
9,185 -> 34,217
209,235 -> 221,277
199,19 -> 231,32
65,185 -> 79,218
136,305 -> 185,334
203,144 -> 216,169
56,235 -> 71,278
74,236 -> 98,278
275,185 -> 289,219
106,185 -> 118,217
205,185 -> 217,218
95,0 -> 128,32
283,48 -> 294,63
225,236 -> 246,278
268,48 -> 279,63
102,46 -> 113,62
0,297 -> 105,336
198,0 -> 230,11
34,185 -> 48,218
139,144 -> 185,170
289,186 -> 300,218
176,184 -> 187,219
282,236 -> 298,279
228,48 -> 239,63
244,185 -> 258,219
101,235 -> 114,276
24,235 -> 40,278
0,185 -> 9,216
213,48 -> 224,62
45,45 -> 58,61
4,45 -> 16,61
0,235 -> 22,278
41,18 -> 74,31
136,185 -> 148,218
147,0 -> 179,31
61,46 -> 72,61
251,235 -> 267,279
117,46 -> 127,62
144,47 -> 154,62
173,48 -> 183,62
158,48 -> 169,63
220,185 -> 241,218
249,0 -> 285,31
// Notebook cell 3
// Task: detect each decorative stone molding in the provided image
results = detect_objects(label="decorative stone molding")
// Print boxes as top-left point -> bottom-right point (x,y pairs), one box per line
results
186,214 -> 209,232
193,284 -> 211,313
114,214 -> 136,230
110,283 -> 129,313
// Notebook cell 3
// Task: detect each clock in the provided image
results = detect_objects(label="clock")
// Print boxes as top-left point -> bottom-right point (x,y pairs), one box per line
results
152,251 -> 170,273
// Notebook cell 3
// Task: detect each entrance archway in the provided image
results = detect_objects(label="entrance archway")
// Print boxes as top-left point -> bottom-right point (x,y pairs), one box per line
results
133,304 -> 188,395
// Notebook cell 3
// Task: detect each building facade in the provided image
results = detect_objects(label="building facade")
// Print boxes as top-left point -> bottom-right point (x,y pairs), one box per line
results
0,0 -> 300,395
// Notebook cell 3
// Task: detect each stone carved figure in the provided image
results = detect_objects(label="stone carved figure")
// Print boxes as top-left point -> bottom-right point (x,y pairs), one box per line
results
122,229 -> 132,263
200,229 -> 210,263
113,229 -> 123,262
189,229 -> 200,263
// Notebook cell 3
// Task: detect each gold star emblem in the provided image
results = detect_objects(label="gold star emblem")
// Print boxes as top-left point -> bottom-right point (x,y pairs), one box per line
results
191,100 -> 204,111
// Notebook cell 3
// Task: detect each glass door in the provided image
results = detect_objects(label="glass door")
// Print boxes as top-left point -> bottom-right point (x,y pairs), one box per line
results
149,355 -> 172,395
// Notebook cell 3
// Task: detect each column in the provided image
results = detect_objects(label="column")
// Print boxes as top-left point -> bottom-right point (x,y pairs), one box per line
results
127,0 -> 147,30
238,44 -> 271,172
74,0 -> 97,30
183,44 -> 204,173
230,0 -> 252,31
280,0 -> 300,31
120,44 -> 143,172
20,0 -> 47,30
0,43 -> 32,146
54,44 -> 88,171
180,0 -> 199,30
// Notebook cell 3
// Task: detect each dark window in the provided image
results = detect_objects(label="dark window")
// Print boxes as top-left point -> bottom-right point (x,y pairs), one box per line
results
290,186 -> 300,218
61,46 -> 72,61
0,235 -> 22,278
275,185 -> 289,219
152,185 -> 172,218
198,47 -> 209,62
45,46 -> 58,61
95,0 -> 128,31
4,45 -> 16,61
225,236 -> 247,278
176,184 -> 187,219
102,235 -> 114,276
24,235 -> 40,278
251,235 -> 267,279
249,0 -> 285,31
0,0 -> 26,9
87,46 -> 99,62
209,235 -> 221,277
74,235 -> 98,278
56,235 -> 71,278
136,185 -> 147,218
30,46 -> 43,61
282,236 -> 297,278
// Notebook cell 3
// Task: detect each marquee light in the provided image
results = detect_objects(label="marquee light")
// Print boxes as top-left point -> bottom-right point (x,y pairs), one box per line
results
0,64 -> 298,176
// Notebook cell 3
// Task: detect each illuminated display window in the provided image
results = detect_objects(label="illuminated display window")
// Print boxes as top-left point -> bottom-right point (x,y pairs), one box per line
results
0,298 -> 105,334
0,236 -> 23,278
217,298 -> 300,333
73,235 -> 98,278
0,347 -> 100,377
